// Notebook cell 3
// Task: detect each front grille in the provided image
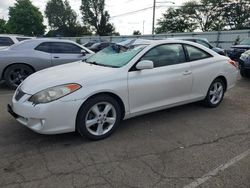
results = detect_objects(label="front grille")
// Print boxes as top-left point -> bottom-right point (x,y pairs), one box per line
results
15,89 -> 25,101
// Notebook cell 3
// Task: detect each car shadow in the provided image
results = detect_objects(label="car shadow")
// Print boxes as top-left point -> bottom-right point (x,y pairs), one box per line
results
12,101 -> 203,145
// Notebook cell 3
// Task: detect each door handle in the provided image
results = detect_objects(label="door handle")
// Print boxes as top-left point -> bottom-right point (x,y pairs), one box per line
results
183,70 -> 192,75
53,56 -> 59,59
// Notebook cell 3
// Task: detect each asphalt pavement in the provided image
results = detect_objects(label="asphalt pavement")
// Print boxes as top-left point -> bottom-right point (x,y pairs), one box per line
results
0,78 -> 249,188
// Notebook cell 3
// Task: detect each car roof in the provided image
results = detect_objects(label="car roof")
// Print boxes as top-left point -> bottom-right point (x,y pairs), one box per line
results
30,38 -> 77,43
0,34 -> 33,38
171,37 -> 209,41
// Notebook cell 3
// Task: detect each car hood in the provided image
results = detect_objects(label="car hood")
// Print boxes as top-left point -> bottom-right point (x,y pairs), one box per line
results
21,61 -> 118,94
212,47 -> 225,53
231,45 -> 250,49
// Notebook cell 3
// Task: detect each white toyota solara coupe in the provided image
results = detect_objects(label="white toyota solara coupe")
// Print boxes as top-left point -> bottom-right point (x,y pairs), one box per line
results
8,40 -> 238,140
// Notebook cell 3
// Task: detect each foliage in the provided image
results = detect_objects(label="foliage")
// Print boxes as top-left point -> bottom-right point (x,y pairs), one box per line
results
7,0 -> 45,36
156,0 -> 250,33
223,0 -> 250,30
0,19 -> 9,33
45,0 -> 91,37
81,0 -> 116,36
155,8 -> 197,34
133,30 -> 142,35
182,0 -> 226,31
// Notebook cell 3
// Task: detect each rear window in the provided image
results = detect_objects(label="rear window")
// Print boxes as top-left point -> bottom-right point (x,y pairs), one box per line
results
0,37 -> 14,46
16,37 -> 31,42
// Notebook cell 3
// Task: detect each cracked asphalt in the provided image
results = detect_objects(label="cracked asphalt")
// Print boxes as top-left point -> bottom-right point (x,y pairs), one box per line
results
0,78 -> 249,188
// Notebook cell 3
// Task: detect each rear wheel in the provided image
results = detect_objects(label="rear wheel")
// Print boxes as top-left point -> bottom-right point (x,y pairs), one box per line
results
4,64 -> 34,89
76,95 -> 122,140
240,68 -> 250,78
203,78 -> 225,108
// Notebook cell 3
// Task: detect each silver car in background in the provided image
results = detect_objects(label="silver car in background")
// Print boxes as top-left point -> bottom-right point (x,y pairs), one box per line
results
0,38 -> 94,89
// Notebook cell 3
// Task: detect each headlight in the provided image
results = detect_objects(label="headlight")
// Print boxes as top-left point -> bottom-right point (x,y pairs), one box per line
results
28,83 -> 81,104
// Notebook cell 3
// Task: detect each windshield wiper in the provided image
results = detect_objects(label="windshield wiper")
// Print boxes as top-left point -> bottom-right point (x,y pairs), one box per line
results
84,60 -> 98,65
84,60 -> 118,68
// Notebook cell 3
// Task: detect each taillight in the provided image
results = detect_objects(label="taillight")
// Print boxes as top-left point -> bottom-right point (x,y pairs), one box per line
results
228,59 -> 238,68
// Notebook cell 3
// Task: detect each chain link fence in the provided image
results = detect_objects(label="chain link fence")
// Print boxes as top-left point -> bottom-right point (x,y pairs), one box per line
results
58,30 -> 250,50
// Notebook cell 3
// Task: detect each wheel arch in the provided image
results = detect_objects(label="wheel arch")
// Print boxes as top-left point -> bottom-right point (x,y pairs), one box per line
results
215,75 -> 228,91
78,91 -> 126,120
2,63 -> 36,80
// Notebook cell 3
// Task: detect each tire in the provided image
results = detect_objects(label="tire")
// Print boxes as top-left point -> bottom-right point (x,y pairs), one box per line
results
203,78 -> 226,108
3,64 -> 34,89
76,95 -> 122,140
240,68 -> 248,78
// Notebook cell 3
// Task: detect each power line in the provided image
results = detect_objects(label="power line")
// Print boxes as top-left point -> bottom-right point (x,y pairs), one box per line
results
110,2 -> 250,19
110,5 -> 171,19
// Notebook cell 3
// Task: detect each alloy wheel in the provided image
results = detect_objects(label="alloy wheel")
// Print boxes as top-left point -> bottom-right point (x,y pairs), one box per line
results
9,68 -> 30,86
209,82 -> 224,105
85,102 -> 117,136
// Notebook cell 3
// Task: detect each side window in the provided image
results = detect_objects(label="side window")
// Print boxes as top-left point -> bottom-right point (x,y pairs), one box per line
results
0,37 -> 14,46
51,42 -> 82,54
185,45 -> 212,61
141,44 -> 186,68
35,42 -> 51,53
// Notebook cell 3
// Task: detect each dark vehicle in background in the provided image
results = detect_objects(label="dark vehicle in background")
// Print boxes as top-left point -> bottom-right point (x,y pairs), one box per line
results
228,38 -> 250,61
83,39 -> 106,48
83,41 -> 96,48
174,37 -> 226,56
239,50 -> 250,77
89,42 -> 114,52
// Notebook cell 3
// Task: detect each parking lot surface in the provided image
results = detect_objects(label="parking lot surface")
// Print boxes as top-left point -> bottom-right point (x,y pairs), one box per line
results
0,78 -> 249,188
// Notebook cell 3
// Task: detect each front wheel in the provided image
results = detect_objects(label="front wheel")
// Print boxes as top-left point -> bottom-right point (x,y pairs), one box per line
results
4,64 -> 34,89
76,95 -> 122,140
203,78 -> 225,108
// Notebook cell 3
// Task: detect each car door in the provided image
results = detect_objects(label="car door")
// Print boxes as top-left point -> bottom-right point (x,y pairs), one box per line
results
184,44 -> 216,99
33,42 -> 53,70
128,43 -> 193,114
51,42 -> 86,66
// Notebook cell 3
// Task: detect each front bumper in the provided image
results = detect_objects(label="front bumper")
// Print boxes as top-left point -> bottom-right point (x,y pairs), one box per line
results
8,92 -> 85,134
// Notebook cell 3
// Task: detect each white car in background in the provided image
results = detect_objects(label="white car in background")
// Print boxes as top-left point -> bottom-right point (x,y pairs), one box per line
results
8,40 -> 238,140
0,34 -> 33,49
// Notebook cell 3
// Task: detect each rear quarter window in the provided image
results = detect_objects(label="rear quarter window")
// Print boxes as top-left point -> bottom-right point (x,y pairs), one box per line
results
35,42 -> 51,53
185,45 -> 213,61
0,37 -> 14,46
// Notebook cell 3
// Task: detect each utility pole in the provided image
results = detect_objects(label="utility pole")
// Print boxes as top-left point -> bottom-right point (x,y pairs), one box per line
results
152,0 -> 156,35
152,1 -> 175,35
143,20 -> 145,34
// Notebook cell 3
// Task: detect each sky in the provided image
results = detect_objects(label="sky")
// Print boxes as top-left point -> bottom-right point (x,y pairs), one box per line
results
0,0 -> 189,35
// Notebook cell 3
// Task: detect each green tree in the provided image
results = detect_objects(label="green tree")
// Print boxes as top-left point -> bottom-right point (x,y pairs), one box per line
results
0,19 -> 9,33
156,8 -> 197,33
81,0 -> 116,36
133,30 -> 142,35
45,0 -> 91,37
182,0 -> 226,31
7,0 -> 45,36
224,0 -> 250,30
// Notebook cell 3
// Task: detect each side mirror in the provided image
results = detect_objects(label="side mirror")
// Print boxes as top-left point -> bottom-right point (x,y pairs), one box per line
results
81,50 -> 86,56
136,60 -> 154,70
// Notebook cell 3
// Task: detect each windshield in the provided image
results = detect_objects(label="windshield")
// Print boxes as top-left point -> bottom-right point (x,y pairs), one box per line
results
240,38 -> 250,45
85,44 -> 147,68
